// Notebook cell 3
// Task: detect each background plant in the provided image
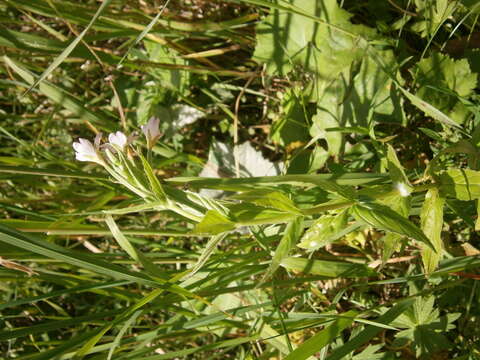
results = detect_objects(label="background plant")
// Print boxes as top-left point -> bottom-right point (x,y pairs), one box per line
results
1,0 -> 480,359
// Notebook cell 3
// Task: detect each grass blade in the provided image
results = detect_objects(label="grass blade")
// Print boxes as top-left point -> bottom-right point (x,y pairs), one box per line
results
284,311 -> 357,360
24,0 -> 113,94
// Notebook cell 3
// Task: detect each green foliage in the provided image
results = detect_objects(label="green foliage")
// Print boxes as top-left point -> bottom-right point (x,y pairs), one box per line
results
391,296 -> 461,358
1,0 -> 480,359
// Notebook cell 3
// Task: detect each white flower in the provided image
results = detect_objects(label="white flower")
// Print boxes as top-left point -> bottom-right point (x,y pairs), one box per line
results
395,182 -> 411,197
73,136 -> 103,165
141,117 -> 161,148
108,131 -> 128,151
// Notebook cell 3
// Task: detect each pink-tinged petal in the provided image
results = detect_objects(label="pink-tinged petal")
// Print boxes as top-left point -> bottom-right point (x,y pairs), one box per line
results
75,153 -> 91,162
142,117 -> 161,148
73,137 -> 103,164
72,142 -> 83,152
108,131 -> 128,150
78,138 -> 90,146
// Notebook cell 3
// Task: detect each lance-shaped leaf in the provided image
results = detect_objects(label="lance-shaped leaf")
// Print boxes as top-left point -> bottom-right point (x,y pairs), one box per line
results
420,188 -> 445,273
281,257 -> 377,278
297,210 -> 348,250
139,152 -> 167,202
284,310 -> 357,360
195,210 -> 235,235
229,203 -> 298,225
387,145 -> 411,197
105,215 -> 167,280
230,189 -> 301,214
351,203 -> 435,250
261,217 -> 304,283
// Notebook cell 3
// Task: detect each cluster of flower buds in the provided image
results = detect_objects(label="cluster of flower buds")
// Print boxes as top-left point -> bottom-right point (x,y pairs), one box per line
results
72,117 -> 161,166
72,116 -> 226,222
72,117 -> 165,201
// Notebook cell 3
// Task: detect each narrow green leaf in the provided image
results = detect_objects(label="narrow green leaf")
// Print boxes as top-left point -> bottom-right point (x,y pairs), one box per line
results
182,233 -> 228,280
105,215 -> 139,261
183,302 -> 271,329
261,216 -> 303,282
476,200 -> 480,231
75,325 -> 112,358
80,287 -> 165,358
284,311 -> 357,360
0,280 -> 130,311
0,311 -> 119,341
139,152 -> 167,201
387,144 -> 410,185
400,85 -> 462,129
105,215 -> 168,280
117,0 -> 170,65
351,203 -> 435,250
195,210 -> 235,234
107,310 -> 142,360
420,188 -> 445,273
103,201 -> 167,215
229,203 -> 297,225
280,257 -> 377,278
0,164 -> 106,179
297,210 -> 348,250
230,189 -> 301,214
0,223 -> 165,287
167,173 -> 388,188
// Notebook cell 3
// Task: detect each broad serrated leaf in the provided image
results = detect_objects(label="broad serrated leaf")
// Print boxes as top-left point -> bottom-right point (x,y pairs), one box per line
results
412,0 -> 458,38
270,87 -> 311,146
351,203 -> 435,250
253,0 -> 375,77
420,188 -> 445,273
253,0 -> 320,76
413,52 -> 477,123
437,168 -> 480,200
